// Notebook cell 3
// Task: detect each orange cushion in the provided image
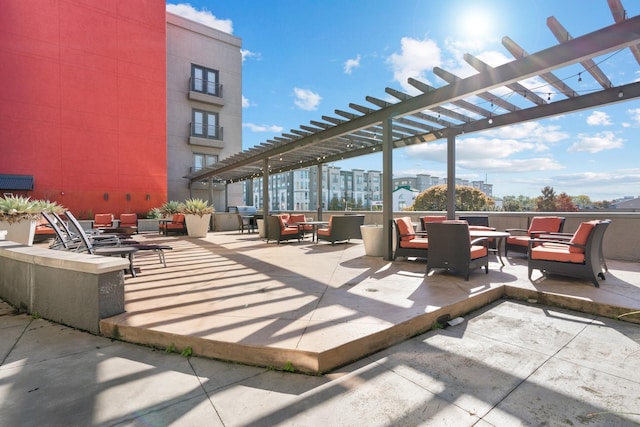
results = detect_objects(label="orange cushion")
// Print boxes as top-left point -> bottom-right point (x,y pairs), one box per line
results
396,217 -> 415,241
119,213 -> 137,226
531,244 -> 585,263
528,217 -> 563,236
506,236 -> 530,247
422,216 -> 446,224
399,237 -> 428,249
470,245 -> 488,259
317,228 -> 331,236
282,226 -> 299,236
289,214 -> 305,224
278,215 -> 288,228
94,213 -> 113,227
172,213 -> 185,223
568,221 -> 596,253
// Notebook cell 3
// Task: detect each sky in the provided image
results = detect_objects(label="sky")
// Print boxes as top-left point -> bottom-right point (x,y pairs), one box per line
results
166,0 -> 640,201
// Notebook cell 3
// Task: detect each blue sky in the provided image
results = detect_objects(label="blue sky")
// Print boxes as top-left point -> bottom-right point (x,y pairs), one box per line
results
167,0 -> 640,201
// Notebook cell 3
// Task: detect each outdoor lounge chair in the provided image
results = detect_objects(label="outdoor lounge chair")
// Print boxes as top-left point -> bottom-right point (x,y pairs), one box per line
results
118,213 -> 138,233
527,219 -> 611,287
426,220 -> 489,281
392,216 -> 429,260
92,213 -> 114,229
418,215 -> 446,232
505,216 -> 565,257
266,214 -> 302,244
159,213 -> 187,236
316,215 -> 364,245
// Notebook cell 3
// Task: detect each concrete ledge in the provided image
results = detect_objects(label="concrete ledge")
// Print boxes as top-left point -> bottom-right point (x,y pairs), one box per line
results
0,241 -> 129,334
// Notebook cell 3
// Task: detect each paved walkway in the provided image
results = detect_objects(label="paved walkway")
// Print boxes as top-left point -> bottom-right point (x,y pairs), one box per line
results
1,231 -> 640,425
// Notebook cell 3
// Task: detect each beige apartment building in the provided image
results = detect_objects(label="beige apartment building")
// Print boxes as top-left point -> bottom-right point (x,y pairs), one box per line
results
166,12 -> 243,211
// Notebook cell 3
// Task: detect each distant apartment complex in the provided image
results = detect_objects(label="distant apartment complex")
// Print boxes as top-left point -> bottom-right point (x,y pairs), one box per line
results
244,168 -> 492,211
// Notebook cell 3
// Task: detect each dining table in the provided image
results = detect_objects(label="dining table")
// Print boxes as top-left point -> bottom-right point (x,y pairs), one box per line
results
296,221 -> 329,242
469,229 -> 510,265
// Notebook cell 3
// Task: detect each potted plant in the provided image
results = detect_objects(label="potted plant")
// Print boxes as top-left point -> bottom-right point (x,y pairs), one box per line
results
180,198 -> 214,237
0,195 -> 65,245
159,200 -> 185,218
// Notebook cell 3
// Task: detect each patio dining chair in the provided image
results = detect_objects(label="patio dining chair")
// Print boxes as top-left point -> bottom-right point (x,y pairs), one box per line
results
505,216 -> 565,257
425,220 -> 489,281
392,217 -> 429,260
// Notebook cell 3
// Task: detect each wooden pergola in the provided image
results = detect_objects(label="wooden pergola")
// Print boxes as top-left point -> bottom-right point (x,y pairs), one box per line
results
186,1 -> 640,259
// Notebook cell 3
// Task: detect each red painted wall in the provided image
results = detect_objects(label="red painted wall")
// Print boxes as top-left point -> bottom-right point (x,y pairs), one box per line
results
0,0 -> 167,218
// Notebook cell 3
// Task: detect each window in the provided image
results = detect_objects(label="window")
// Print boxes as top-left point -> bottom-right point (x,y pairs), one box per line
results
193,153 -> 218,172
191,65 -> 220,97
192,109 -> 221,139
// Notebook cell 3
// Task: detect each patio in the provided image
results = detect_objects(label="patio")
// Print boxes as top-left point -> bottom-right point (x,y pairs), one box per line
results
99,230 -> 640,374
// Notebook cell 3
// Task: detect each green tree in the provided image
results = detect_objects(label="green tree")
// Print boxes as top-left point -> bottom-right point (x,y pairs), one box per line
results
412,185 -> 494,211
502,195 -> 534,211
328,196 -> 342,210
535,186 -> 557,211
572,195 -> 591,209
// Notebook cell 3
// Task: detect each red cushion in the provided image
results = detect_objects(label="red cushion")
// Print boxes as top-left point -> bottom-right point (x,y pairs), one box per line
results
528,217 -> 563,236
172,214 -> 185,223
506,236 -> 530,247
399,237 -> 428,249
470,245 -> 488,259
278,215 -> 288,228
281,226 -> 299,236
119,213 -> 137,226
531,244 -> 585,263
568,221 -> 596,253
422,216 -> 446,224
396,217 -> 415,241
289,214 -> 305,224
317,228 -> 330,236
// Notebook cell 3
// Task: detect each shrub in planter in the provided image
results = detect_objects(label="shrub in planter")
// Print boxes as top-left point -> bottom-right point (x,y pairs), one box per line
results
180,198 -> 215,237
0,196 -> 65,245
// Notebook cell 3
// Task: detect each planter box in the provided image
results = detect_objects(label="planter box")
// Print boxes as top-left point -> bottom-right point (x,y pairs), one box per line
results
185,213 -> 212,237
0,219 -> 37,246
361,224 -> 385,257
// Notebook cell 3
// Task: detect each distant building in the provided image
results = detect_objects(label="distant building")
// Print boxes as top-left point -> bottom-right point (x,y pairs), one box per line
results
246,168 -> 491,211
611,197 -> 640,210
393,186 -> 419,211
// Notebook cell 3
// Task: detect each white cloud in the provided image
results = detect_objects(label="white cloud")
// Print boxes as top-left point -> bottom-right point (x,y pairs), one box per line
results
387,37 -> 441,92
241,49 -> 261,62
293,88 -> 322,111
586,111 -> 612,126
166,3 -> 233,33
243,123 -> 283,133
344,55 -> 361,75
242,96 -> 251,108
483,122 -> 569,146
568,131 -> 624,153
627,108 -> 640,124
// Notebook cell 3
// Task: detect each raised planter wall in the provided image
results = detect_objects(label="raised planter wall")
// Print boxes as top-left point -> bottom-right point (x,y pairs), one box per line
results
0,241 -> 129,333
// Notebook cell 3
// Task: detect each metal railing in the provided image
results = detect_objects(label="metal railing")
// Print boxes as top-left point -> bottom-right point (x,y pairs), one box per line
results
189,77 -> 223,98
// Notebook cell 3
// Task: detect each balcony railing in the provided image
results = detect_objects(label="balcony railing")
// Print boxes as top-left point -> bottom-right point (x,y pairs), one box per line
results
190,123 -> 223,141
189,77 -> 223,98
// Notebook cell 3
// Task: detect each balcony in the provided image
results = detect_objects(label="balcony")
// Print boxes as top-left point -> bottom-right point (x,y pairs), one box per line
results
188,77 -> 224,106
189,123 -> 224,148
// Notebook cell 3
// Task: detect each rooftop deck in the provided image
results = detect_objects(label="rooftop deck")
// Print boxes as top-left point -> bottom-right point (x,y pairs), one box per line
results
99,230 -> 640,374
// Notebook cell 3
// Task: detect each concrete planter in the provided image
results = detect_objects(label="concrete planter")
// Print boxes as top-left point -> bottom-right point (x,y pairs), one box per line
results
360,224 -> 385,257
185,213 -> 211,237
0,219 -> 37,246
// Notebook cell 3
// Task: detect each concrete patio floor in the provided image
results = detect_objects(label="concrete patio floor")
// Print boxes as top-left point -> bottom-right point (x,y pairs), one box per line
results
99,231 -> 640,374
2,230 -> 640,425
